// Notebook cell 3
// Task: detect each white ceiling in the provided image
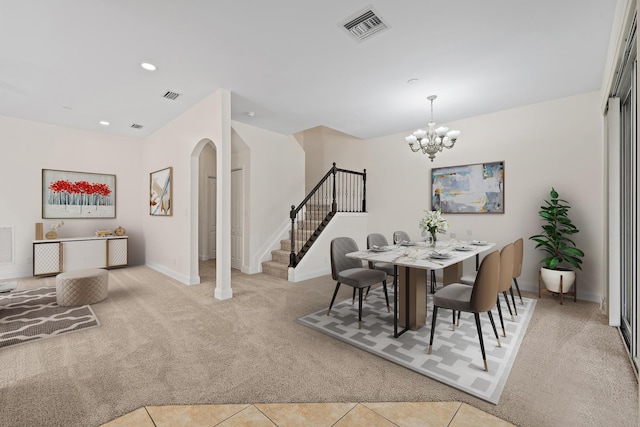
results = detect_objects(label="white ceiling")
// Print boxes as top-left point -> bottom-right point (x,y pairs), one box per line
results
0,0 -> 619,140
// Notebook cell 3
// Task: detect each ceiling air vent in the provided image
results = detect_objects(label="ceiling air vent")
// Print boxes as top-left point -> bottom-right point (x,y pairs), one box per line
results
163,91 -> 181,100
130,123 -> 144,129
340,7 -> 389,42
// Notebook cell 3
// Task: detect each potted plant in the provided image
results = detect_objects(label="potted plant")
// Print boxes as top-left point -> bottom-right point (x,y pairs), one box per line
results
529,187 -> 585,293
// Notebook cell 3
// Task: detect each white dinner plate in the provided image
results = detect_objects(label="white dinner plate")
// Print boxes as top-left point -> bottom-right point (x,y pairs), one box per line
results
429,252 -> 452,259
370,246 -> 390,252
400,241 -> 416,246
472,240 -> 488,245
454,246 -> 474,251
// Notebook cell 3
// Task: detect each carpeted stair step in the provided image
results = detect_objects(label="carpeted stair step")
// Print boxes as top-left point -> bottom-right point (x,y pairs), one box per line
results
279,239 -> 306,252
261,260 -> 288,279
270,249 -> 290,264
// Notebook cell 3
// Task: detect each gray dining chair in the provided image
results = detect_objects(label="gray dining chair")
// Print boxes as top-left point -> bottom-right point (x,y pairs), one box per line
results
327,237 -> 390,329
393,230 -> 411,244
366,233 -> 397,289
428,250 -> 501,372
393,230 -> 436,293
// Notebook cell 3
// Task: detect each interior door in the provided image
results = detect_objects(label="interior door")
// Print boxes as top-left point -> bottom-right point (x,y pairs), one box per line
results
231,169 -> 243,270
208,176 -> 216,259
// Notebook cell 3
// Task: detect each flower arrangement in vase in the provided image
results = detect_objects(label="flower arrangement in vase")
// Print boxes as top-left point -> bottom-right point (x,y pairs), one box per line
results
46,220 -> 64,239
419,209 -> 448,246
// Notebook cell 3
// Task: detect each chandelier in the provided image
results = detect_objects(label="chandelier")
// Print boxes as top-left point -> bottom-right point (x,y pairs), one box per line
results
405,95 -> 461,162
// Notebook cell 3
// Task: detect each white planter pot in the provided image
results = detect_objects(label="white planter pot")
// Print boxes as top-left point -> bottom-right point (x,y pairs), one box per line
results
540,267 -> 575,293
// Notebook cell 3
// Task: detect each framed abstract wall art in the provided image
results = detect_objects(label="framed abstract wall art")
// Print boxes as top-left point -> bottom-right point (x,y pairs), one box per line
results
150,166 -> 172,216
431,161 -> 504,213
42,169 -> 116,219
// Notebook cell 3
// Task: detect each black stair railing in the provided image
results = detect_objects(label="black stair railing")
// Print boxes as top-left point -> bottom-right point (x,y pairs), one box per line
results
289,163 -> 366,267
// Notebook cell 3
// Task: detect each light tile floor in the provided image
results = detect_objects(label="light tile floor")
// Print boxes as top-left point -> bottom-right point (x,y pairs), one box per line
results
102,401 -> 514,426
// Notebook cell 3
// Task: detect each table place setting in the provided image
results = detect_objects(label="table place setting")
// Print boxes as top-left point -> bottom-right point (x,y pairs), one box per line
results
453,243 -> 475,251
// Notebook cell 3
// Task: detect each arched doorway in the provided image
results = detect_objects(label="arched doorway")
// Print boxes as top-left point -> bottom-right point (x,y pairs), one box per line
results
191,138 -> 232,300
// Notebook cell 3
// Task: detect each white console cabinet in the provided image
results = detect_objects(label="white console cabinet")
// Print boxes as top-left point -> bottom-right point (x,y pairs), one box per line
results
33,236 -> 128,276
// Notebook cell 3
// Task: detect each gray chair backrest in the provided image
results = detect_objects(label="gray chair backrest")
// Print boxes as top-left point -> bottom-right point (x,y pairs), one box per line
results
367,233 -> 388,248
498,243 -> 515,293
367,233 -> 389,269
393,231 -> 411,243
330,237 -> 364,281
470,250 -> 500,312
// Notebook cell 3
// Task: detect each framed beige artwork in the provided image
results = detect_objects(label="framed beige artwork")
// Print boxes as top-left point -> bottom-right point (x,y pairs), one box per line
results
150,167 -> 172,216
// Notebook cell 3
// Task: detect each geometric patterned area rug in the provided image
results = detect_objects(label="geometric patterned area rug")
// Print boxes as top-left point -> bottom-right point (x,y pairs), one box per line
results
0,287 -> 100,349
297,287 -> 536,404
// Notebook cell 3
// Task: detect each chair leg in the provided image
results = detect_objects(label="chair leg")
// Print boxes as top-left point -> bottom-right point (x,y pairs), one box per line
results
503,291 -> 514,321
496,296 -> 506,337
487,310 -> 501,348
358,287 -> 364,329
452,309 -> 456,331
365,286 -> 371,300
428,305 -> 439,354
509,287 -> 518,316
327,282 -> 341,316
430,270 -> 437,293
382,279 -> 390,313
352,287 -> 356,305
456,310 -> 461,327
513,277 -> 523,304
474,312 -> 488,372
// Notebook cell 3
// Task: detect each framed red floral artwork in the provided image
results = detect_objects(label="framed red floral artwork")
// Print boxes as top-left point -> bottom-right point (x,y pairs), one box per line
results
42,169 -> 116,219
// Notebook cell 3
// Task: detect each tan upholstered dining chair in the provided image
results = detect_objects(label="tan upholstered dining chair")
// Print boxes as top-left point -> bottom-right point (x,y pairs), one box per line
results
512,238 -> 524,305
428,250 -> 501,372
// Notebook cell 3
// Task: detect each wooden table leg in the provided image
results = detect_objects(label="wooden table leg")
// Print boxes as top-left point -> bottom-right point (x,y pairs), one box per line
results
398,267 -> 427,330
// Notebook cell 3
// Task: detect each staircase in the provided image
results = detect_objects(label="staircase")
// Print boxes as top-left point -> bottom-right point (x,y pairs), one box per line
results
261,163 -> 366,280
261,204 -> 330,279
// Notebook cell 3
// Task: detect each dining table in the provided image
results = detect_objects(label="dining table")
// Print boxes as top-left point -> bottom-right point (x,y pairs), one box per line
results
346,240 -> 496,337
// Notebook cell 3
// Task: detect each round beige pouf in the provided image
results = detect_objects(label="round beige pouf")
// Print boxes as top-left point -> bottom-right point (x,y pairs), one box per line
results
56,268 -> 108,306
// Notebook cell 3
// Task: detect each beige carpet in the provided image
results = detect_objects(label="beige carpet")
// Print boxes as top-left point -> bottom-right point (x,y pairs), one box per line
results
0,264 -> 637,427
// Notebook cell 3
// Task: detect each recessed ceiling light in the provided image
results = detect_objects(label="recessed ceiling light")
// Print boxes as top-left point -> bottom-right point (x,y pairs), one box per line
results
407,79 -> 419,85
247,111 -> 255,117
141,62 -> 157,71
99,121 -> 110,126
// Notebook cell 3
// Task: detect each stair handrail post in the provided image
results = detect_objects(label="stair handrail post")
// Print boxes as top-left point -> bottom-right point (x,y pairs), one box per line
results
331,162 -> 338,214
289,204 -> 296,267
362,168 -> 367,212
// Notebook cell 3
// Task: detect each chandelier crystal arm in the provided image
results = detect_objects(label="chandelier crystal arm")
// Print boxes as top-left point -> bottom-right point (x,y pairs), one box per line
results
405,95 -> 461,162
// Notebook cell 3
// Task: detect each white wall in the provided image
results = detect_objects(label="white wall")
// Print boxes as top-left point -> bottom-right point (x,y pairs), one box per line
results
231,121 -> 305,274
142,90 -> 230,288
0,115 -> 144,280
364,92 -> 604,302
300,126 -> 368,192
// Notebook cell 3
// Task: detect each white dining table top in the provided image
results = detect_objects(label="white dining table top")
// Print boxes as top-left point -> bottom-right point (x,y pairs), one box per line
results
346,241 -> 496,270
